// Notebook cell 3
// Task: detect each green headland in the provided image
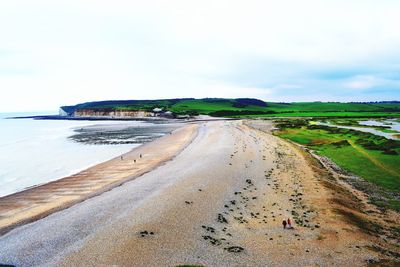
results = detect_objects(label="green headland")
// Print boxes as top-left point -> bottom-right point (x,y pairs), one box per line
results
61,98 -> 400,118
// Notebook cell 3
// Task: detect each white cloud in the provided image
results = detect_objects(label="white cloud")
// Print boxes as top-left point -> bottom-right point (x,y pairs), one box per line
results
0,0 -> 400,111
343,75 -> 400,90
275,84 -> 303,90
344,76 -> 379,90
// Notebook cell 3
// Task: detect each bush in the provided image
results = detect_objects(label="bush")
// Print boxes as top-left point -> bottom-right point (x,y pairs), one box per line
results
276,119 -> 309,129
382,150 -> 398,155
234,98 -> 267,107
332,140 -> 351,148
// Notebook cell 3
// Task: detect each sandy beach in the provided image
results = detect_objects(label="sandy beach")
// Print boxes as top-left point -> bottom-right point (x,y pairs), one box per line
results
0,120 -> 398,266
0,123 -> 198,236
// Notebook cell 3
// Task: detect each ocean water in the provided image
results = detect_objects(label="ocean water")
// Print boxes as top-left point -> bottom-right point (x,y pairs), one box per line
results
0,113 -> 143,197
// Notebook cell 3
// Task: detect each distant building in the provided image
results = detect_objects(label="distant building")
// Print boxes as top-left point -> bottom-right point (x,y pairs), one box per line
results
162,111 -> 174,118
152,107 -> 163,117
152,107 -> 163,113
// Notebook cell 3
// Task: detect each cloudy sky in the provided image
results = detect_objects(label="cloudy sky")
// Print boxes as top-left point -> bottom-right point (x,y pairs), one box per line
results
1,0 -> 400,112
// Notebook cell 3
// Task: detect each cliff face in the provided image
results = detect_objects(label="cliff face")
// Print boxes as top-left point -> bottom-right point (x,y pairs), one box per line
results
73,109 -> 153,118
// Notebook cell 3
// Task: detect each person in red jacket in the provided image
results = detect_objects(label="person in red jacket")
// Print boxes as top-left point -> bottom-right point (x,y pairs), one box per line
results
287,218 -> 292,229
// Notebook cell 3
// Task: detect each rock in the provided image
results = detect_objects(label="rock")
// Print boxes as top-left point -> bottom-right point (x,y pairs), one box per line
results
139,230 -> 154,237
217,213 -> 228,223
202,235 -> 222,246
225,246 -> 244,253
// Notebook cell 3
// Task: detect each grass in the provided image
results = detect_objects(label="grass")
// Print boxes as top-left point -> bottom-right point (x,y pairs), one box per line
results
319,144 -> 399,189
169,99 -> 267,115
275,119 -> 400,211
278,126 -> 400,191
266,102 -> 400,112
236,111 -> 400,118
62,98 -> 400,118
380,128 -> 398,133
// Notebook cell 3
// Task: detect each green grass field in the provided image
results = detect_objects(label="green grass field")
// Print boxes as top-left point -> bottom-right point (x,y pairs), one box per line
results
170,100 -> 400,117
234,111 -> 400,118
62,98 -> 400,118
275,120 -> 400,211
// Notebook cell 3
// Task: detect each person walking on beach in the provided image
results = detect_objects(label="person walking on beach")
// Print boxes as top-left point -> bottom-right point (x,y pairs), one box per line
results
282,219 -> 287,229
287,218 -> 292,229
140,154 -> 142,158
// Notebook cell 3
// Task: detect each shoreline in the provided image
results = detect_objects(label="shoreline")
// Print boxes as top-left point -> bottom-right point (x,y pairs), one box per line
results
7,115 -> 173,121
0,123 -> 199,236
1,120 -> 398,266
0,118 -> 180,198
7,114 -> 238,123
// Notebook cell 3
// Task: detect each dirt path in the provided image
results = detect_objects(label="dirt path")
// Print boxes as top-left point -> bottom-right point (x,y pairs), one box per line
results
348,140 -> 399,178
0,120 -> 388,266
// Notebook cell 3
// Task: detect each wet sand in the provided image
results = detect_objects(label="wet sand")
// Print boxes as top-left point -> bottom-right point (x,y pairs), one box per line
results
0,123 -> 198,236
0,120 -> 397,266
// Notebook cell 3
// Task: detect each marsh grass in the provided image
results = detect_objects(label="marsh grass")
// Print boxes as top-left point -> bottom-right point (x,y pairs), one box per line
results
275,119 -> 400,211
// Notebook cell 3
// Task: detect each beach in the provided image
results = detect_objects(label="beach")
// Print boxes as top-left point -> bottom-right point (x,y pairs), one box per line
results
0,120 -> 398,266
0,123 -> 197,236
0,114 -> 181,197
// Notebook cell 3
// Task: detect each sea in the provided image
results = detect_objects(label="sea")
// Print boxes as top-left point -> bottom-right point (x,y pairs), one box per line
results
0,112 -> 144,197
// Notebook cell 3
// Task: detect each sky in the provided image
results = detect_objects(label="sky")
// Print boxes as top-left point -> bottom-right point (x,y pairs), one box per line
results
0,0 -> 400,112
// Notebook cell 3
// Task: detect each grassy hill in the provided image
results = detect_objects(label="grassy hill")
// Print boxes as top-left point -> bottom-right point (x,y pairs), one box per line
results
61,98 -> 400,118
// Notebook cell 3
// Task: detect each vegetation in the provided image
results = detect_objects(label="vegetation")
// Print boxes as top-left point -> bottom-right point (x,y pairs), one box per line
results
275,119 -> 400,211
320,118 -> 399,135
61,98 -> 400,118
